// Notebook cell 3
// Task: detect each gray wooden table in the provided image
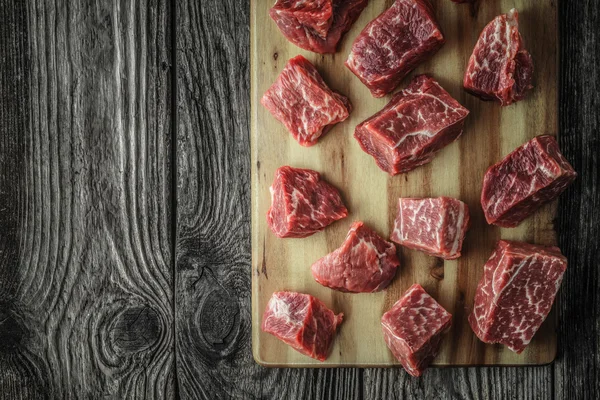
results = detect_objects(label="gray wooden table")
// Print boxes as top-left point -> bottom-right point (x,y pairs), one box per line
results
0,1 -> 597,399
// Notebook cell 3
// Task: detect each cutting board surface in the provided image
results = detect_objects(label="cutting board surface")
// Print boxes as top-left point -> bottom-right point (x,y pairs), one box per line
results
251,0 -> 558,367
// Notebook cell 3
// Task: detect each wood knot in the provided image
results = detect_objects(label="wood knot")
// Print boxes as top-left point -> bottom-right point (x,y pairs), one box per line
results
456,291 -> 466,308
430,258 -> 445,280
470,1 -> 481,18
110,305 -> 161,354
195,289 -> 240,353
0,303 -> 29,353
273,52 -> 278,61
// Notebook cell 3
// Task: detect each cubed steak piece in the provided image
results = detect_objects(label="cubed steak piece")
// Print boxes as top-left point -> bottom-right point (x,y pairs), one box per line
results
262,291 -> 343,361
391,197 -> 470,259
464,9 -> 534,105
311,221 -> 400,293
271,0 -> 334,39
262,55 -> 352,147
345,0 -> 445,97
481,135 -> 577,227
270,0 -> 369,54
354,75 -> 469,175
267,166 -> 348,238
469,240 -> 567,353
381,284 -> 452,376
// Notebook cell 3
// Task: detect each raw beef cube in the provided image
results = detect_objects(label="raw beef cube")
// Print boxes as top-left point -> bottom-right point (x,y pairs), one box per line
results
267,166 -> 348,238
270,0 -> 334,39
381,284 -> 452,376
463,9 -> 534,105
469,240 -> 567,353
481,135 -> 577,227
270,0 -> 369,54
345,0 -> 445,97
354,75 -> 469,175
391,196 -> 470,259
262,55 -> 352,146
262,291 -> 344,361
311,221 -> 400,293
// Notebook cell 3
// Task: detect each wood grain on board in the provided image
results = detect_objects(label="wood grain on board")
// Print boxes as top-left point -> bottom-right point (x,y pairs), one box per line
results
251,0 -> 559,367
0,1 -> 174,398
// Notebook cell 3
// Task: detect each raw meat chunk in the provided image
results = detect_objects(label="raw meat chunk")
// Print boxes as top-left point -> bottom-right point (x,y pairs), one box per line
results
262,55 -> 352,146
481,135 -> 577,227
469,240 -> 567,353
345,0 -> 445,97
270,0 -> 334,40
381,284 -> 452,376
391,196 -> 470,259
463,9 -> 534,105
267,166 -> 348,238
311,221 -> 400,293
270,0 -> 369,54
354,75 -> 469,175
262,291 -> 343,361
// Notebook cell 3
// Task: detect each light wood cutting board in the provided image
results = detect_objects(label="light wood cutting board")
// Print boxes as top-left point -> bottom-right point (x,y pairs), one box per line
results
251,0 -> 559,367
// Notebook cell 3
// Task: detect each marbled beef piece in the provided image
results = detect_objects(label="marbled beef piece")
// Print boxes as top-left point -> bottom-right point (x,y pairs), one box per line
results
346,0 -> 445,97
271,0 -> 334,39
481,135 -> 576,227
267,166 -> 347,238
382,284 -> 452,376
270,0 -> 369,54
463,9 -> 534,105
311,221 -> 400,293
354,75 -> 469,175
262,291 -> 343,361
262,55 -> 351,147
391,197 -> 470,259
469,240 -> 567,353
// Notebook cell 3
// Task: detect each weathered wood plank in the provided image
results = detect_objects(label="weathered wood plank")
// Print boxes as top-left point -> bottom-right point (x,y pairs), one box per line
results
554,0 -> 600,399
175,1 -> 363,398
0,1 -> 174,398
0,2 -> 47,397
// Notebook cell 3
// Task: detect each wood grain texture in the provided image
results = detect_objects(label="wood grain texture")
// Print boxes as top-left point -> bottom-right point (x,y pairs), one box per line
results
0,2 -> 48,398
364,367 -> 553,400
175,1 -> 255,398
554,0 -> 600,398
0,1 -> 174,398
251,0 -> 559,367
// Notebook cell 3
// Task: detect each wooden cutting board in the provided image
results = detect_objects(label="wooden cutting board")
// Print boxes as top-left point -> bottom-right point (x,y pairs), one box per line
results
251,0 -> 558,367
